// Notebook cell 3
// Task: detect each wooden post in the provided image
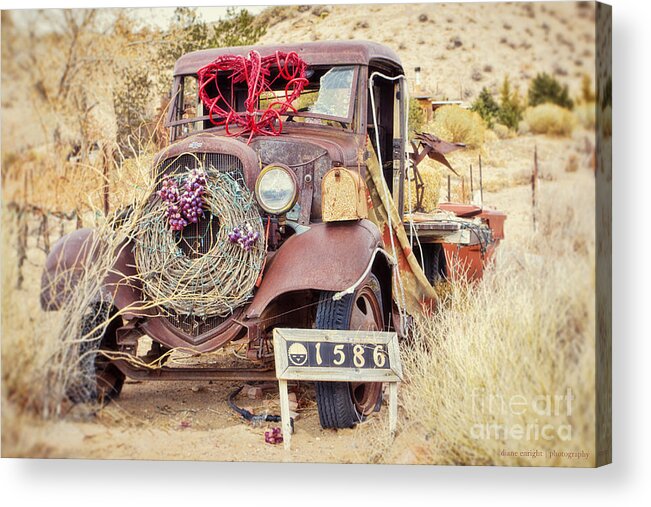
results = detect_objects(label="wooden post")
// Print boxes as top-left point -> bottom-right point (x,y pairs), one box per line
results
461,176 -> 466,204
389,383 -> 398,435
532,145 -> 539,232
469,163 -> 474,195
102,143 -> 111,216
479,154 -> 484,208
16,209 -> 27,290
278,379 -> 292,451
447,175 -> 451,202
40,213 -> 50,254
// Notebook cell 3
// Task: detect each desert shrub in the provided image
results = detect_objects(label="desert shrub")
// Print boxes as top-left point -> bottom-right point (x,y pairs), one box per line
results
484,128 -> 499,143
471,87 -> 499,128
160,7 -> 265,64
408,97 -> 426,134
113,66 -> 154,154
517,120 -> 531,135
156,7 -> 266,94
528,72 -> 574,109
523,104 -> 577,136
580,73 -> 596,103
492,123 -> 515,139
496,76 -> 524,130
404,159 -> 442,213
430,105 -> 486,149
574,102 -> 596,129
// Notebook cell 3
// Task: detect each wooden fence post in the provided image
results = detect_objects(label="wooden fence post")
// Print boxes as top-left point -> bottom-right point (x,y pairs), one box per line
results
16,209 -> 28,290
532,145 -> 539,232
479,154 -> 484,208
102,143 -> 112,216
40,213 -> 50,254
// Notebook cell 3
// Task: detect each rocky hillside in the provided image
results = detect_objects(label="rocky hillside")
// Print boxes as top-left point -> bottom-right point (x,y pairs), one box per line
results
257,2 -> 596,102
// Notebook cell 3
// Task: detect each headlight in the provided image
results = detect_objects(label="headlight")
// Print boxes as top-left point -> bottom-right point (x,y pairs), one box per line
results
255,164 -> 298,214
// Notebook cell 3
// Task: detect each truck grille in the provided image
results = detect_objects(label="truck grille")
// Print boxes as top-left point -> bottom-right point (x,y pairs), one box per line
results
156,152 -> 245,187
154,152 -> 245,338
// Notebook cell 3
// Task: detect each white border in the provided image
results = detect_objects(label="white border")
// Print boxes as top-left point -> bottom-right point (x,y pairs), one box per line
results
1,1 -> 649,506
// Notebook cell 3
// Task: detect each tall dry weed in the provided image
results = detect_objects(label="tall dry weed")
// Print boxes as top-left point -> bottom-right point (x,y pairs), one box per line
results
374,177 -> 596,466
2,147 -> 158,423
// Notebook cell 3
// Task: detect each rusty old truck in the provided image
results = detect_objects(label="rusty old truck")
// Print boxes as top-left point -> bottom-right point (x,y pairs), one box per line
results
41,41 -> 505,429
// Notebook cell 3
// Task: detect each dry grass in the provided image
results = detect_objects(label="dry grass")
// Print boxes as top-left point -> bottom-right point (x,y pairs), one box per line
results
2,142 -> 153,217
404,158 -> 443,213
429,105 -> 486,149
574,102 -> 597,130
370,176 -> 596,466
524,104 -> 578,137
1,146 -> 158,426
492,123 -> 516,140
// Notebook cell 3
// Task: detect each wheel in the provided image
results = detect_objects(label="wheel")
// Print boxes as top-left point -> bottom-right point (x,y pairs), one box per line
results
315,273 -> 384,429
421,243 -> 447,285
67,302 -> 125,405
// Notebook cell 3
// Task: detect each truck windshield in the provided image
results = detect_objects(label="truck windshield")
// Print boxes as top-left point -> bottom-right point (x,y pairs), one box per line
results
170,65 -> 357,138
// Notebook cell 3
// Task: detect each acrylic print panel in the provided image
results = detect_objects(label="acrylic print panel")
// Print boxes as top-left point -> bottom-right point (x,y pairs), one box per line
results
0,1 -> 611,467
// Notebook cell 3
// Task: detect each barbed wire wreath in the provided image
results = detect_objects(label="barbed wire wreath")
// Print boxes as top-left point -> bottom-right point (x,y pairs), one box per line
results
134,168 -> 265,318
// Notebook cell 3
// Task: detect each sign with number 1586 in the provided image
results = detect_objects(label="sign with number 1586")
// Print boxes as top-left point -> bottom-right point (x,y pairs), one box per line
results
287,340 -> 390,369
273,329 -> 402,383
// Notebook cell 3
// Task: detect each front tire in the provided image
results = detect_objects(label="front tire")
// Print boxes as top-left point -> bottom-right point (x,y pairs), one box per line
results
315,274 -> 384,429
67,302 -> 125,405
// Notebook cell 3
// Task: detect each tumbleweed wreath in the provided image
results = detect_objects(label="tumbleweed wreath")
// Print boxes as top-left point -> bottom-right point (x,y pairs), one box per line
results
134,167 -> 265,318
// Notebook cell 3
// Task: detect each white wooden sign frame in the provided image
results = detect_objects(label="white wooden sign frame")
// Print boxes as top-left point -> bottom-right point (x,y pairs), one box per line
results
273,328 -> 403,450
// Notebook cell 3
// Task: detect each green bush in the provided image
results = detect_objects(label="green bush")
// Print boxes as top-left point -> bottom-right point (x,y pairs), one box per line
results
471,87 -> 499,128
156,7 -> 266,92
496,76 -> 524,131
409,97 -> 426,134
472,78 -> 523,132
528,72 -> 573,109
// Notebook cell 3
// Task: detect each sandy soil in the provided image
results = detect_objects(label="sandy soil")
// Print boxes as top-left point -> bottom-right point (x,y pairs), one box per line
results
5,377 -> 392,463
259,2 -> 596,101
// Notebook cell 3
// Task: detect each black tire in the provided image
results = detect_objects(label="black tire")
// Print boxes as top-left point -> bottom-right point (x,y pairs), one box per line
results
315,274 -> 384,429
67,302 -> 125,405
421,243 -> 447,285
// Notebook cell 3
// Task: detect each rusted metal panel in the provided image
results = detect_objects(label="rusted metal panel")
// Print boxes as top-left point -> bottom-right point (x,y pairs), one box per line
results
438,203 -> 506,240
245,220 -> 383,319
173,41 -> 402,76
40,230 -> 147,317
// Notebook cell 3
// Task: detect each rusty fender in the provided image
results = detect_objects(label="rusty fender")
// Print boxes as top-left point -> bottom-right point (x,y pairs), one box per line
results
245,219 -> 391,319
40,228 -> 144,316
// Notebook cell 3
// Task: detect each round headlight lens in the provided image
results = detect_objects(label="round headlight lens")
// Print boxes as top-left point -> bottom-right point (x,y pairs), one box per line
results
255,165 -> 298,214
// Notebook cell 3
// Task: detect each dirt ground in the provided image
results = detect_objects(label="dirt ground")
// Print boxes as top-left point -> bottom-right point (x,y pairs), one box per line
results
10,378 -> 387,463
